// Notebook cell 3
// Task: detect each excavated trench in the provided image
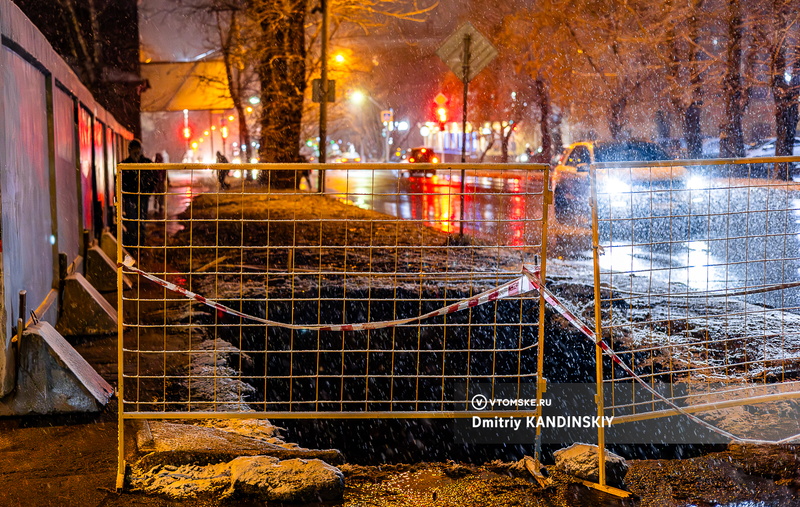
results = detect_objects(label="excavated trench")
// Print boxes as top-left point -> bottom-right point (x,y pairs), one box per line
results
155,189 -> 739,465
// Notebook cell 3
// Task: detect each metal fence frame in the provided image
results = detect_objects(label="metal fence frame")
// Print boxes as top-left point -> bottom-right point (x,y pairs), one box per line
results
116,162 -> 552,485
590,155 -> 800,486
115,156 -> 800,491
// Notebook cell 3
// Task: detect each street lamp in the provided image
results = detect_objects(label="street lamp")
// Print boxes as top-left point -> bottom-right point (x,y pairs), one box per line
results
351,90 -> 394,162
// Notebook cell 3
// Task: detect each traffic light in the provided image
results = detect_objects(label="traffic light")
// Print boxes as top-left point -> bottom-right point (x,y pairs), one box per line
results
436,107 -> 447,131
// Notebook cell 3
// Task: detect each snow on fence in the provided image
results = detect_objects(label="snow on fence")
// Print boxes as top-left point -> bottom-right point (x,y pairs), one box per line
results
118,158 -> 800,491
116,163 -> 551,419
591,156 -> 800,442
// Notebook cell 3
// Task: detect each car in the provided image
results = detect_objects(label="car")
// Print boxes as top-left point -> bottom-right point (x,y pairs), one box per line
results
404,147 -> 440,177
745,137 -> 800,158
742,137 -> 800,178
333,151 -> 362,163
227,167 -> 259,181
551,140 -> 690,220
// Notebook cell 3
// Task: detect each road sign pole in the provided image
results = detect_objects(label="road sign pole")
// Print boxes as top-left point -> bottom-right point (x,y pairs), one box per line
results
459,34 -> 471,237
318,0 -> 329,192
436,22 -> 496,239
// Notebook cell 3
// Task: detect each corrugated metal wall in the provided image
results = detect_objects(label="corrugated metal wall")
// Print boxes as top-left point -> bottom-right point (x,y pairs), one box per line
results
0,0 -> 133,395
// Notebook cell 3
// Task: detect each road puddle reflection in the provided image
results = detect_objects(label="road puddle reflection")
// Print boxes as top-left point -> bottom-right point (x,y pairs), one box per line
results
323,169 -> 546,248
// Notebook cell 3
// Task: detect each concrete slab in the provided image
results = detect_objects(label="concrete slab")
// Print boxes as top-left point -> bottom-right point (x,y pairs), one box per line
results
0,322 -> 113,415
100,230 -> 123,263
56,273 -> 117,336
86,245 -> 131,294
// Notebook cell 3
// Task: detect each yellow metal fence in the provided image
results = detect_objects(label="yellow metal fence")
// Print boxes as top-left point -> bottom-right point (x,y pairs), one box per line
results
590,156 -> 800,429
115,157 -> 800,490
116,162 -> 550,421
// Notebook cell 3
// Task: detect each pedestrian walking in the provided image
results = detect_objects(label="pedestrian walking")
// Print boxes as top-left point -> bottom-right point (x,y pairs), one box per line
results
217,151 -> 230,189
121,139 -> 153,253
153,152 -> 167,216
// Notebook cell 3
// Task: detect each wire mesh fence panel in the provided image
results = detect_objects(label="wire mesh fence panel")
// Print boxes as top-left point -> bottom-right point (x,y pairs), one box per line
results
591,156 -> 800,439
118,163 -> 549,418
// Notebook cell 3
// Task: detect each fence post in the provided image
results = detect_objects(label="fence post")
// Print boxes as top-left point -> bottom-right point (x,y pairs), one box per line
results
116,161 -> 126,491
534,166 -> 552,461
589,163 -> 607,487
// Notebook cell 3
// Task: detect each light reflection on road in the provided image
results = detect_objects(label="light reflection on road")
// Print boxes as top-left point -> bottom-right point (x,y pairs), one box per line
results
597,180 -> 800,309
163,170 -> 215,236
322,168 -> 546,248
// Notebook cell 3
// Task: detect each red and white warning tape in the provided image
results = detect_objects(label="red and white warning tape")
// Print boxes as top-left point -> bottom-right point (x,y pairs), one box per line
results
119,256 -> 535,332
120,257 -> 798,444
520,265 -> 800,445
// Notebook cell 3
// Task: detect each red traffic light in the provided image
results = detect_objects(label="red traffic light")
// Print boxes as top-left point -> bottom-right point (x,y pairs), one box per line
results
436,107 -> 447,131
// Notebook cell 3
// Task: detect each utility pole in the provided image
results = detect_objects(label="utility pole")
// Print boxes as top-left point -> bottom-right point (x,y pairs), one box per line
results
318,0 -> 329,192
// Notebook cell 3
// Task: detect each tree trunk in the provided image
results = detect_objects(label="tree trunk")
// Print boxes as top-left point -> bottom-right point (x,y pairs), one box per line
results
551,111 -> 563,157
217,10 -> 251,162
772,89 -> 798,180
257,1 -> 308,187
534,79 -> 553,163
58,0 -> 97,84
609,94 -> 627,141
770,1 -> 799,180
685,0 -> 705,159
501,127 -> 511,163
719,0 -> 745,159
479,136 -> 495,163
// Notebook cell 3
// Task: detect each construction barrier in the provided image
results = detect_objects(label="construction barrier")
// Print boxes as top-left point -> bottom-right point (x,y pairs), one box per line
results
589,156 -> 800,484
117,157 -> 800,492
116,162 -> 551,482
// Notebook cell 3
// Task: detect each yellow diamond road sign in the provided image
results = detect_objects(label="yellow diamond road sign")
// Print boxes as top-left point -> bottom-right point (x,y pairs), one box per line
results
436,22 -> 498,83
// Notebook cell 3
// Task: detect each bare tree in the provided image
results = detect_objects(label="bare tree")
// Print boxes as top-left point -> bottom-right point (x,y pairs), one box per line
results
767,0 -> 800,179
720,0 -> 747,158
250,0 -> 309,174
215,7 -> 254,162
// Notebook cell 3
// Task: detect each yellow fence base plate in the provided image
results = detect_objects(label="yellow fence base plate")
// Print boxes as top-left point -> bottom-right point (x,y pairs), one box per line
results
578,478 -> 632,498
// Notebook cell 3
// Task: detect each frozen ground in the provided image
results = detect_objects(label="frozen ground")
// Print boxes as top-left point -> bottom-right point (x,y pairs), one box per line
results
3,190 -> 797,505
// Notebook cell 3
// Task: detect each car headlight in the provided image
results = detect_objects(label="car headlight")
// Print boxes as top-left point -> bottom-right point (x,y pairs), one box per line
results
600,178 -> 631,195
687,176 -> 707,190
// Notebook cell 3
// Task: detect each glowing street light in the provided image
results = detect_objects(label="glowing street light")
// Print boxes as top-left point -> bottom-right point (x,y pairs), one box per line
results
350,90 -> 366,105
